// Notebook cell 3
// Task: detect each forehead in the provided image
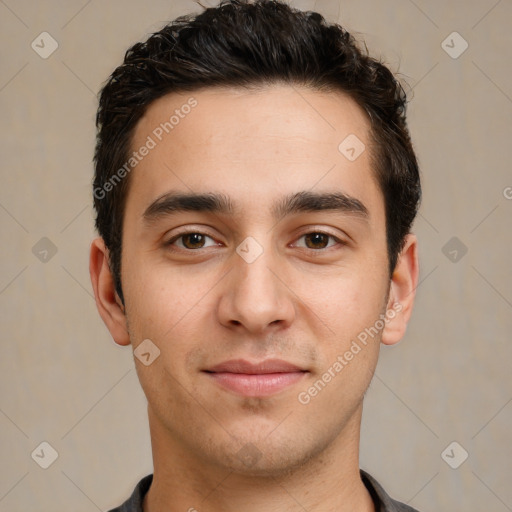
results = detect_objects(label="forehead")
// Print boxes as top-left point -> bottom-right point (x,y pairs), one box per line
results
126,85 -> 383,223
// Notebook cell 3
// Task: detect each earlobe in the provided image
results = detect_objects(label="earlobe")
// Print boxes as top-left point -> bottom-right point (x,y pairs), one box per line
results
380,234 -> 419,346
89,237 -> 131,346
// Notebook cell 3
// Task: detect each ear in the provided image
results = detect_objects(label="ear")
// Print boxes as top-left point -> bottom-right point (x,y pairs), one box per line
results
380,233 -> 419,346
89,237 -> 131,346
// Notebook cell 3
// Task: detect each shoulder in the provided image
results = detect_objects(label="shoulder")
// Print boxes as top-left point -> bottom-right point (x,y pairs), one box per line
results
107,474 -> 153,512
360,469 -> 421,512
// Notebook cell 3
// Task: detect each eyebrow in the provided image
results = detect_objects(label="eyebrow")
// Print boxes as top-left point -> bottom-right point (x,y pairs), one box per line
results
142,190 -> 369,225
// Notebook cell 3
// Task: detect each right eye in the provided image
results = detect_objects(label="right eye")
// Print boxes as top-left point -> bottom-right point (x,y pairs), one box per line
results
166,232 -> 220,250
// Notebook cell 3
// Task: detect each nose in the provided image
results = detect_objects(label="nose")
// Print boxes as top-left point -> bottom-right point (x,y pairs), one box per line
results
217,244 -> 296,334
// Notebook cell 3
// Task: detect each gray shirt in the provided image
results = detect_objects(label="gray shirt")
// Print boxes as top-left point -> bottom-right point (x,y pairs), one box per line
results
108,470 -> 420,511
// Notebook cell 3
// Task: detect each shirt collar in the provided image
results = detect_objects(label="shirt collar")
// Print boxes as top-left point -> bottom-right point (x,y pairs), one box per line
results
111,470 -> 418,512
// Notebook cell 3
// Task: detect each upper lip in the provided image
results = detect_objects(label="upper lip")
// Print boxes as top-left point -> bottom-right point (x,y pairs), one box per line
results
204,359 -> 306,374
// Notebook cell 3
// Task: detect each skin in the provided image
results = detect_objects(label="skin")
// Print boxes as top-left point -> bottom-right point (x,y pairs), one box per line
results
90,85 -> 419,512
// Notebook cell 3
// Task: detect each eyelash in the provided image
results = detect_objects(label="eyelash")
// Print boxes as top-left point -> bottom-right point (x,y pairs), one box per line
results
166,231 -> 220,251
165,230 -> 346,252
293,231 -> 345,250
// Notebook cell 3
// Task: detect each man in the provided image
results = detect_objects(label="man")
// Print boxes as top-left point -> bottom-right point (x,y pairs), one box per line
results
89,1 -> 421,510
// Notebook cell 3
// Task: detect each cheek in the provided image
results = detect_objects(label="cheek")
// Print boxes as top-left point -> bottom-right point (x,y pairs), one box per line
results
295,276 -> 386,410
290,265 -> 387,337
122,254 -> 206,333
122,258 -> 226,386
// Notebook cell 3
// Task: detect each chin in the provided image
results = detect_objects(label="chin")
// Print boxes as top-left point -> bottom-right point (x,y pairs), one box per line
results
201,432 -> 329,480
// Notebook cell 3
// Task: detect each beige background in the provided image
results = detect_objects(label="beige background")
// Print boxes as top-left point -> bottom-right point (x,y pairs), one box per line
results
1,0 -> 511,510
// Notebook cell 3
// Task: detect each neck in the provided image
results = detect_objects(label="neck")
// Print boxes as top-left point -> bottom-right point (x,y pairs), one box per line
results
143,404 -> 375,512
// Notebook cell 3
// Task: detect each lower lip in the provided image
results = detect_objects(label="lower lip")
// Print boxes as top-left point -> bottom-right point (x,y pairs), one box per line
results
205,371 -> 307,397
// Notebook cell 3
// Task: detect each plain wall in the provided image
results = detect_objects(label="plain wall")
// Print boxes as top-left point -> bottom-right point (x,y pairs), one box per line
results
1,0 -> 511,510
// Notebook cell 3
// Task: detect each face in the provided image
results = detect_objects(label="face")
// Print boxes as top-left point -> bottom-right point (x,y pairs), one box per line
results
100,85 -> 405,476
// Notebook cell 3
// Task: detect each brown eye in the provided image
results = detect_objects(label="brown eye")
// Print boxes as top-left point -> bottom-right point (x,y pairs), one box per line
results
168,232 -> 218,250
304,233 -> 331,249
182,233 -> 206,249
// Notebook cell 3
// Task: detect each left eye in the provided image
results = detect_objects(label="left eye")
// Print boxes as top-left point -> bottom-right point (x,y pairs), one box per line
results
295,232 -> 340,250
169,233 -> 218,250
